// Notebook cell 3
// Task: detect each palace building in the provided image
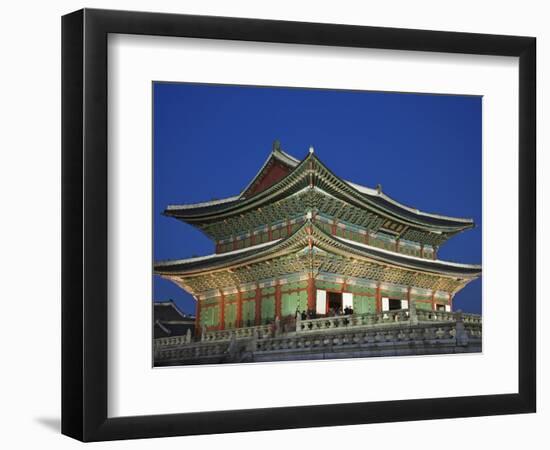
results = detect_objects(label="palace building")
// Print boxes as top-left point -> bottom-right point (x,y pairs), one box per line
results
153,141 -> 482,365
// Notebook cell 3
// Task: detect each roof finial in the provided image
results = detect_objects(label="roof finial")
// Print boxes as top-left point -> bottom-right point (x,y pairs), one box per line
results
376,183 -> 383,194
272,139 -> 281,152
309,146 -> 315,154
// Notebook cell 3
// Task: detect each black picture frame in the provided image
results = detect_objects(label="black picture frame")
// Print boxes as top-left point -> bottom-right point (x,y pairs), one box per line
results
62,8 -> 536,442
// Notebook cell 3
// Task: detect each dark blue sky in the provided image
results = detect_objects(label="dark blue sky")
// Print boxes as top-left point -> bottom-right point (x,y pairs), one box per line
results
153,83 -> 482,315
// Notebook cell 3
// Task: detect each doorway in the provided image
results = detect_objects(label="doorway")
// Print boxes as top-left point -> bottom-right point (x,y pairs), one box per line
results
328,291 -> 342,314
388,299 -> 403,310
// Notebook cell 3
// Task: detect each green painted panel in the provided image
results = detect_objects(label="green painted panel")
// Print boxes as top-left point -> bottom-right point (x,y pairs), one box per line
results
242,300 -> 256,327
400,247 -> 421,257
415,301 -> 432,311
381,290 -> 405,299
225,293 -> 238,303
224,303 -> 237,329
297,290 -> 308,313
281,280 -> 308,292
261,297 -> 275,323
349,230 -> 363,243
347,285 -> 376,295
411,293 -> 431,302
353,295 -> 376,314
200,305 -> 220,327
281,291 -> 309,317
261,286 -> 276,295
203,296 -> 220,306
242,290 -> 256,300
319,222 -> 332,234
282,292 -> 298,317
316,281 -> 342,291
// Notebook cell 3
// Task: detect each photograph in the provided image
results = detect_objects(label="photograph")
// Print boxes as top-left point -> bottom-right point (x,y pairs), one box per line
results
0,1 -> 541,446
152,83 -> 482,366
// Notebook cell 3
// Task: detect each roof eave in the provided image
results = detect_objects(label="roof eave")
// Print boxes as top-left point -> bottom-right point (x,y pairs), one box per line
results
154,221 -> 481,278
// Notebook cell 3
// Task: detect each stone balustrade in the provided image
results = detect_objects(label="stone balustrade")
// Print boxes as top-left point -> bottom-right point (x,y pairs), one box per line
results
154,334 -> 189,348
297,309 -> 411,333
154,309 -> 482,364
153,309 -> 482,350
413,309 -> 482,325
154,319 -> 482,365
258,321 -> 458,352
201,324 -> 273,342
155,341 -> 231,362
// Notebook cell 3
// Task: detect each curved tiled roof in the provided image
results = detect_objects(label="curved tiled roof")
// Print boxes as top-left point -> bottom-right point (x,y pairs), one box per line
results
154,221 -> 481,278
164,147 -> 474,233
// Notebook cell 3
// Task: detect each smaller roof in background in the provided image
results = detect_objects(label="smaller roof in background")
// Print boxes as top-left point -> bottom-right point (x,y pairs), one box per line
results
154,300 -> 195,322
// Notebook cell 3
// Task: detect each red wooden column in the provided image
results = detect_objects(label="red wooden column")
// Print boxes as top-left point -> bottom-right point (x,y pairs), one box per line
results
254,284 -> 262,325
395,238 -> 400,253
275,281 -> 282,319
195,296 -> 202,336
375,283 -> 382,313
286,219 -> 292,236
250,231 -> 256,246
219,291 -> 225,330
420,244 -> 424,258
407,286 -> 411,308
431,290 -> 436,311
307,274 -> 316,312
331,219 -> 338,235
268,224 -> 273,241
364,231 -> 370,246
448,292 -> 453,312
433,246 -> 438,260
236,289 -> 243,328
341,278 -> 348,293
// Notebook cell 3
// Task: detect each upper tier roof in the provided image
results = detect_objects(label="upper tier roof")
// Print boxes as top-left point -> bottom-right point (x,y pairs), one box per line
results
164,144 -> 475,233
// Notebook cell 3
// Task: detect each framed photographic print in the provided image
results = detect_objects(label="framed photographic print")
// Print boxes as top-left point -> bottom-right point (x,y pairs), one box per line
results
61,8 -> 536,441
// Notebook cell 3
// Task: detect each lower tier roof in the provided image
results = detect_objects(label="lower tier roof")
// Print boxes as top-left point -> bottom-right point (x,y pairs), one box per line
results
155,221 -> 481,295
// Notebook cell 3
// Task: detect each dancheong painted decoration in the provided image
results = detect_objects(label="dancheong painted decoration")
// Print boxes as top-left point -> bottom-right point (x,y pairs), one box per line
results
154,141 -> 482,365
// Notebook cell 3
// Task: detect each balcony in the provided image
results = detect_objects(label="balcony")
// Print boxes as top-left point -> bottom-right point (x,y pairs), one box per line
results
154,309 -> 482,366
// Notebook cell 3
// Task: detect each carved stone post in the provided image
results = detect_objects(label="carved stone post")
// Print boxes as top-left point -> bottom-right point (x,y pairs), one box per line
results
251,329 -> 258,352
275,316 -> 281,337
185,328 -> 192,343
409,296 -> 418,325
227,331 -> 238,360
454,310 -> 469,346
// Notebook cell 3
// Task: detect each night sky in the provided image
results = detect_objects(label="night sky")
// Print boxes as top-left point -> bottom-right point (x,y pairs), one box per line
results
153,83 -> 482,315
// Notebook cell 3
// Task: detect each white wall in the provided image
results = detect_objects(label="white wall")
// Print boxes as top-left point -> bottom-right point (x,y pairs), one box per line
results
0,0 -> 546,448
